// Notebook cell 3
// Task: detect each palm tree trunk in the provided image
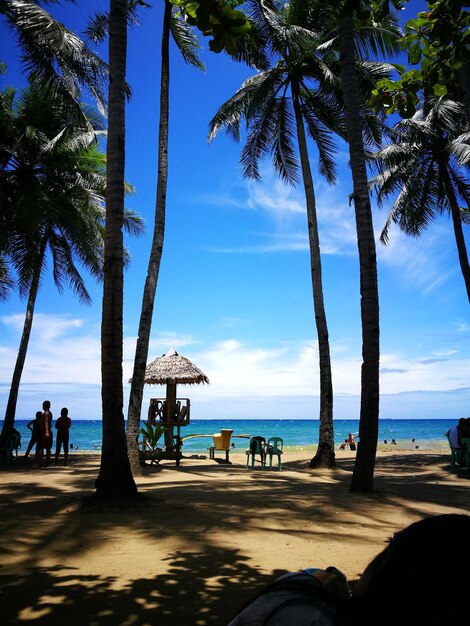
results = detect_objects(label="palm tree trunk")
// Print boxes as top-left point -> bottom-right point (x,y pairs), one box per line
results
339,9 -> 380,493
443,171 -> 470,303
95,0 -> 137,499
291,85 -> 335,469
458,64 -> 470,125
0,240 -> 46,444
126,0 -> 171,473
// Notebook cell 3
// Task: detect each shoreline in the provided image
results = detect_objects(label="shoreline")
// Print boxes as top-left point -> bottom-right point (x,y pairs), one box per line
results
9,440 -> 453,465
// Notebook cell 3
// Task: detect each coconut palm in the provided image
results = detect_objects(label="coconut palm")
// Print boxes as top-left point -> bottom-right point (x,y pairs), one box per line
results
209,0 -> 396,468
209,0 -> 347,468
95,0 -> 138,499
334,0 -> 401,492
371,97 -> 470,302
1,0 -> 107,119
125,1 -> 206,474
0,83 -> 143,445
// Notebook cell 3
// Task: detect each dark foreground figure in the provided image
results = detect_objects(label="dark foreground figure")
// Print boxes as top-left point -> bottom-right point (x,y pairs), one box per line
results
227,514 -> 470,626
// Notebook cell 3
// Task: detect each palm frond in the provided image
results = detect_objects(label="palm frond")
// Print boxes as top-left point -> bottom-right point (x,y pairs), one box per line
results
49,231 -> 92,304
353,14 -> 402,60
170,11 -> 205,70
241,95 -> 279,180
123,208 -> 146,237
209,69 -> 282,142
0,254 -> 15,301
6,0 -> 108,111
228,14 -> 270,71
450,132 -> 470,167
299,91 -> 337,184
271,96 -> 299,184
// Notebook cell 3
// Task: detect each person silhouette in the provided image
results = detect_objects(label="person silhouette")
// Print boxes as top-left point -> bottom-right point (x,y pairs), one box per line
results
34,400 -> 53,466
54,407 -> 72,465
24,411 -> 42,458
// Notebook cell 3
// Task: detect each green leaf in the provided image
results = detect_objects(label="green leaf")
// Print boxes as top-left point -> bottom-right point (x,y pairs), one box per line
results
408,42 -> 423,65
432,82 -> 448,96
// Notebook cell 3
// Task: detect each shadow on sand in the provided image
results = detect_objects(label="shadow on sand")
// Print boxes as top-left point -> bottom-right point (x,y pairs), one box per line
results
0,451 -> 468,625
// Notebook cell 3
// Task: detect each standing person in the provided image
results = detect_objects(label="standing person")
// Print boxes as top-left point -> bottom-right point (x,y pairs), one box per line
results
446,418 -> 465,464
24,411 -> 42,458
34,400 -> 53,466
55,407 -> 72,465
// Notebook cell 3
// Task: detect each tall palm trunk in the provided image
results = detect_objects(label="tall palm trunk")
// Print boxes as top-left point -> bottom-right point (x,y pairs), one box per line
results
339,9 -> 380,493
0,238 -> 46,444
126,0 -> 171,473
442,170 -> 470,303
95,0 -> 137,499
292,86 -> 335,468
458,64 -> 470,124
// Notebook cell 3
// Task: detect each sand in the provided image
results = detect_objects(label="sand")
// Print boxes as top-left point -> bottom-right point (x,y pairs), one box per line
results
1,446 -> 469,625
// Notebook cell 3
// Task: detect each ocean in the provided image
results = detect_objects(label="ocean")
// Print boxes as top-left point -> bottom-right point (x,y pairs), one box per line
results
6,418 -> 455,453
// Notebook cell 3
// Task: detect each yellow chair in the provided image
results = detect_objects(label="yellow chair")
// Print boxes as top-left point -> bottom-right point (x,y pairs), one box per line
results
209,429 -> 233,461
266,436 -> 283,470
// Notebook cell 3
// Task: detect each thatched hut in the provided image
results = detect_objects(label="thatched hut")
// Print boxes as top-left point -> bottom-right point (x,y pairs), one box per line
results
143,350 -> 209,455
144,349 -> 209,388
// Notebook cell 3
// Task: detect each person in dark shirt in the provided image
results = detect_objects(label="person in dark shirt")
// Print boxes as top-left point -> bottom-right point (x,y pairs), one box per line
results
54,407 -> 72,465
34,400 -> 53,466
25,411 -> 42,458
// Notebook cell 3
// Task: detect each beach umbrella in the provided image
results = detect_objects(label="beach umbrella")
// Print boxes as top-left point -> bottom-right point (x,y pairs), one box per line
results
143,349 -> 209,423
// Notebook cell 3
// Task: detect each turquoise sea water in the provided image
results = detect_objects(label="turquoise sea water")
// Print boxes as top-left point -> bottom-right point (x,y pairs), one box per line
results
6,418 -> 456,453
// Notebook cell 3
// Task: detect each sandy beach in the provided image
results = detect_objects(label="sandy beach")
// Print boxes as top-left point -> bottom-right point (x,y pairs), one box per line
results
1,446 -> 469,625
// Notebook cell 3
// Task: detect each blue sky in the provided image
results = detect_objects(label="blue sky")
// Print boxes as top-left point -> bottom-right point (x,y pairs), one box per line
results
1,1 -> 469,422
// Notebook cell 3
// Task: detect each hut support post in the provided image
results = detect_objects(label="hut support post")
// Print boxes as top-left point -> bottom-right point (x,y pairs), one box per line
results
164,383 -> 176,450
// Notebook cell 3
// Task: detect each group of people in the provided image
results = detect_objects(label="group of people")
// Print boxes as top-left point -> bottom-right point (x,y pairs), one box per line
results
446,417 -> 470,465
338,433 -> 357,451
24,400 -> 72,466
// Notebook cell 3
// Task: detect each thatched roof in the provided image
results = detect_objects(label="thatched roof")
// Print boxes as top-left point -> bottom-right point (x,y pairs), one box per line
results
142,350 -> 209,385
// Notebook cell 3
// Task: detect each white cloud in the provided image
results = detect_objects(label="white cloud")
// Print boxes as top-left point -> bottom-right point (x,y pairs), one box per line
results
206,171 -> 359,255
1,313 -> 83,341
1,312 -> 469,420
456,321 -> 470,333
246,178 -> 305,215
375,218 -> 456,293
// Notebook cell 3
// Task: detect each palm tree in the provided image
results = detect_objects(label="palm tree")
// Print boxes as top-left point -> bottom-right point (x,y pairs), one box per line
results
209,0 -> 346,468
0,84 -> 107,443
95,0 -> 138,499
371,97 -> 470,302
335,0 -> 400,492
126,1 -> 205,473
1,0 -> 107,120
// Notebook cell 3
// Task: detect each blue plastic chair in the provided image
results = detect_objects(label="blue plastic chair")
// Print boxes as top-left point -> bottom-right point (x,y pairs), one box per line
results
461,438 -> 470,469
0,433 -> 21,464
266,437 -> 283,471
246,436 -> 266,470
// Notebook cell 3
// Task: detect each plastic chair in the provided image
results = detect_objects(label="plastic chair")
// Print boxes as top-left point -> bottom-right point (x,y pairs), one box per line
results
209,429 -> 233,461
246,436 -> 266,470
0,433 -> 21,464
461,438 -> 470,469
446,432 -> 462,467
266,437 -> 283,471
